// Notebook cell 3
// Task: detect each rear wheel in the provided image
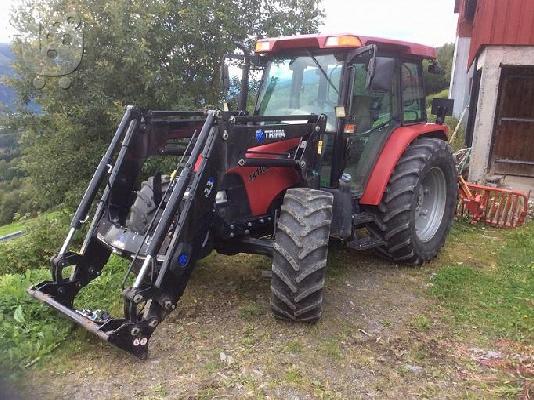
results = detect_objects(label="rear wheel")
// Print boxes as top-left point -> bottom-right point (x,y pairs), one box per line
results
365,138 -> 457,264
127,175 -> 170,234
271,188 -> 333,322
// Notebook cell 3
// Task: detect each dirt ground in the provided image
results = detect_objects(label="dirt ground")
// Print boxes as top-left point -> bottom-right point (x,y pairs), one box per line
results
13,239 -> 532,399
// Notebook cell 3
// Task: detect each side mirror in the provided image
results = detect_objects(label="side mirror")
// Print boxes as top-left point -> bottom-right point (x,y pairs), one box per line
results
219,61 -> 230,93
367,57 -> 396,92
431,98 -> 454,124
428,61 -> 443,75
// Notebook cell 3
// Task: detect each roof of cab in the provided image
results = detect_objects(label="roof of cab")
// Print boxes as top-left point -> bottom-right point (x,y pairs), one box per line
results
255,33 -> 437,59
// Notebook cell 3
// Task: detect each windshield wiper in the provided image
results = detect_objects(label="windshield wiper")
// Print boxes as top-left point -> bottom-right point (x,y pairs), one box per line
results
360,119 -> 393,136
307,51 -> 339,95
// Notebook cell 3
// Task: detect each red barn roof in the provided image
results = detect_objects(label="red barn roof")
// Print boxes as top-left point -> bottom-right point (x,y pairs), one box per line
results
255,33 -> 437,59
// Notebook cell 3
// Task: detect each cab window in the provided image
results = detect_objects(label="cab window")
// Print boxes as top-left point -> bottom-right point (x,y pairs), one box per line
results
401,62 -> 425,123
349,61 -> 394,133
343,57 -> 398,193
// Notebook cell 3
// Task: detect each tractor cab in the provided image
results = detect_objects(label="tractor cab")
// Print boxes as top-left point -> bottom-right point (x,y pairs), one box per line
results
227,34 -> 440,193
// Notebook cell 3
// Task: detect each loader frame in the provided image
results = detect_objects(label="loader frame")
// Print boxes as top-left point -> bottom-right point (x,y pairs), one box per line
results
29,107 -> 326,358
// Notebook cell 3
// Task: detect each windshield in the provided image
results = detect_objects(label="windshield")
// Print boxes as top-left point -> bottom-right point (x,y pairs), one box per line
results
256,53 -> 343,131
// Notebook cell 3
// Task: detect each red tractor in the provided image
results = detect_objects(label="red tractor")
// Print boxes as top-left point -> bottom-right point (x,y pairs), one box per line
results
29,34 -> 457,358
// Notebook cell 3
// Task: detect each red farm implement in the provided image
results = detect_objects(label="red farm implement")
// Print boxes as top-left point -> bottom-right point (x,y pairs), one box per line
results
458,176 -> 530,228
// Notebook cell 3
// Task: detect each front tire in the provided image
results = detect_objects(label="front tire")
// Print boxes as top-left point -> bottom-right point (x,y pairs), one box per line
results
365,138 -> 457,265
271,188 -> 333,322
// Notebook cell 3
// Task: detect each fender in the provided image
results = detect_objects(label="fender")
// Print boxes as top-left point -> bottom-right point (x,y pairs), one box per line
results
359,123 -> 448,205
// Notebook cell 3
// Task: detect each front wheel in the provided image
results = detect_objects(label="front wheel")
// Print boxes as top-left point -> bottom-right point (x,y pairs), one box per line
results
365,138 -> 458,265
271,188 -> 333,322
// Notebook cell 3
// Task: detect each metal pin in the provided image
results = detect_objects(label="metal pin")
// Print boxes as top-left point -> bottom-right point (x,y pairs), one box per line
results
59,227 -> 76,256
133,255 -> 152,288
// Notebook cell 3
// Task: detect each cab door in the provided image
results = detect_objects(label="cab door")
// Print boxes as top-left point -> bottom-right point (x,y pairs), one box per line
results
342,56 -> 400,194
400,60 -> 426,124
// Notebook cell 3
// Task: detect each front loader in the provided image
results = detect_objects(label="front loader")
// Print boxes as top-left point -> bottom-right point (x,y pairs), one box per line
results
29,34 -> 458,359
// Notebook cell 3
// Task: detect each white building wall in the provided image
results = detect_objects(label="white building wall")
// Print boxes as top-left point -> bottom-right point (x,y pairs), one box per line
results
469,46 -> 534,182
449,36 -> 472,119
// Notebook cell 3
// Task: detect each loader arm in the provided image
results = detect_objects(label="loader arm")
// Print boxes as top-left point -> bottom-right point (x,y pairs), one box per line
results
28,107 -> 326,359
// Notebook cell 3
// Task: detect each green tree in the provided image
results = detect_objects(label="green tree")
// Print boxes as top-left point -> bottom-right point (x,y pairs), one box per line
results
423,42 -> 455,95
0,114 -> 39,224
9,0 -> 324,208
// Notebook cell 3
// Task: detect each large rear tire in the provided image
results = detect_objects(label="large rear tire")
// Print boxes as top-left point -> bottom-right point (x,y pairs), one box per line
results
365,138 -> 457,265
271,188 -> 333,322
126,175 -> 170,234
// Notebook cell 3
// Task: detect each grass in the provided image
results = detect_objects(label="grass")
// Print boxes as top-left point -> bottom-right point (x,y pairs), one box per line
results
238,301 -> 265,320
320,337 -> 342,360
431,222 -> 534,343
0,256 -> 128,377
0,211 -> 71,275
0,220 -> 26,237
0,269 -> 72,377
0,211 -> 61,237
286,340 -> 303,354
410,314 -> 431,331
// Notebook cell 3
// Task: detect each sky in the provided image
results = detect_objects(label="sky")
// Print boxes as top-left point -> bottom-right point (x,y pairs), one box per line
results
0,0 -> 17,43
320,0 -> 458,47
0,0 -> 458,46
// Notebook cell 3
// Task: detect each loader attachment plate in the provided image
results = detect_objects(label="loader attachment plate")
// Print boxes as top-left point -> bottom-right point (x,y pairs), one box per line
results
28,283 -> 151,359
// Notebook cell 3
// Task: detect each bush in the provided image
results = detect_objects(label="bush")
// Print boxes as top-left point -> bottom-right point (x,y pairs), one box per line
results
0,269 -> 73,375
0,256 -> 128,375
0,211 -> 71,275
0,256 -> 128,376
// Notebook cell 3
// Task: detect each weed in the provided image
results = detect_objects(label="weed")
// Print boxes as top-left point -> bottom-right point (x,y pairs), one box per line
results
203,360 -> 219,374
196,387 -> 218,399
0,255 -> 129,375
74,256 -> 129,314
238,301 -> 264,320
286,340 -> 303,354
284,366 -> 303,384
151,383 -> 167,397
411,314 -> 431,331
0,269 -> 72,376
320,337 -> 341,360
382,319 -> 392,327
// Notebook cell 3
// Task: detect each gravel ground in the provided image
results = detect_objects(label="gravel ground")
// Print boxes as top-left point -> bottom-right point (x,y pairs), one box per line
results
9,240 -> 532,399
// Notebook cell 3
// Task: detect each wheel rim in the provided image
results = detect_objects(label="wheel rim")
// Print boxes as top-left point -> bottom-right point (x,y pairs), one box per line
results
415,167 -> 447,242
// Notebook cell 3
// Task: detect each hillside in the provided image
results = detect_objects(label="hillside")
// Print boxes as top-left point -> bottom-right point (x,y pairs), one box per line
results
0,43 -> 16,111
